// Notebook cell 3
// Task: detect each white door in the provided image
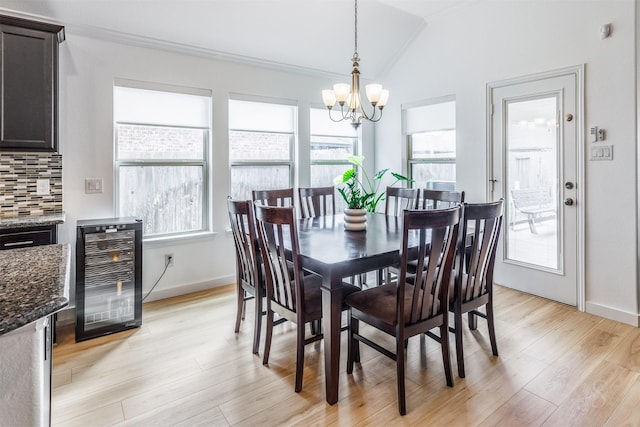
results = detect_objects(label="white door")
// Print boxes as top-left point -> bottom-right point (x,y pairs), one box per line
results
489,67 -> 583,306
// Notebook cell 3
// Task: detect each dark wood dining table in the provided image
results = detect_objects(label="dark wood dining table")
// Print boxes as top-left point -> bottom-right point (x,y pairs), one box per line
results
295,213 -> 417,405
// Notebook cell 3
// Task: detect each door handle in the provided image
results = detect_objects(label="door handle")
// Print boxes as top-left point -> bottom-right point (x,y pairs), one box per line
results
564,198 -> 574,206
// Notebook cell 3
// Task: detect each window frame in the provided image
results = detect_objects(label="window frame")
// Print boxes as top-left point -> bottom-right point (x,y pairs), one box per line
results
113,82 -> 212,240
228,97 -> 297,200
403,96 -> 457,190
309,106 -> 360,189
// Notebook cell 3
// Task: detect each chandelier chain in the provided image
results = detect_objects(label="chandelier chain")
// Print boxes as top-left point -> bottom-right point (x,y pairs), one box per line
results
354,0 -> 358,57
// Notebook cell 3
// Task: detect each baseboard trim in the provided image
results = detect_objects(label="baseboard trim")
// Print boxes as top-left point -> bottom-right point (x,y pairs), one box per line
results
585,302 -> 640,327
54,275 -> 236,326
142,275 -> 235,303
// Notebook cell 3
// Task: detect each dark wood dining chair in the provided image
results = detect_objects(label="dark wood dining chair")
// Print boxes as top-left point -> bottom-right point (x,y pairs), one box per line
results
253,203 -> 360,392
421,189 -> 465,209
379,186 -> 420,284
251,188 -> 294,207
227,198 -> 264,355
449,199 -> 504,378
385,186 -> 419,216
298,186 -> 335,218
345,206 -> 461,415
389,189 -> 465,280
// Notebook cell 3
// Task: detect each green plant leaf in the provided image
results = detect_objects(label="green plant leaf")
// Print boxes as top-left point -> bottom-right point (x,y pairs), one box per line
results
373,168 -> 389,180
391,172 -> 413,182
347,155 -> 364,167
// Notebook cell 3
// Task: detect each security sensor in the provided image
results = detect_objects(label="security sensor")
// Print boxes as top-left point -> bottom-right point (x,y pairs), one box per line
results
600,23 -> 612,39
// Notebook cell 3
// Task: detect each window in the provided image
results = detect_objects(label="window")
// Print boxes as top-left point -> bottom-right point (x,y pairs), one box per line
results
405,98 -> 456,190
114,82 -> 211,239
229,98 -> 296,200
309,108 -> 359,190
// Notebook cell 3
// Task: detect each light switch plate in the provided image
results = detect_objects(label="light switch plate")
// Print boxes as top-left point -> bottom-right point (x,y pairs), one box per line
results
85,178 -> 103,194
590,144 -> 613,161
36,179 -> 50,195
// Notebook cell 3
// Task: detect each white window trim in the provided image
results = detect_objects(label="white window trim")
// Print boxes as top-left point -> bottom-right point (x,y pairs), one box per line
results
113,81 -> 212,240
402,96 -> 456,189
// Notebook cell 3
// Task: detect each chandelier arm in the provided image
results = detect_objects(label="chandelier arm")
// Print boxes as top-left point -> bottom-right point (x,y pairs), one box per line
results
327,104 -> 354,123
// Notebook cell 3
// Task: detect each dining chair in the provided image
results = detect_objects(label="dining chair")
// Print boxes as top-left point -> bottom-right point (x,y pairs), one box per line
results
385,186 -> 419,216
298,186 -> 335,218
378,186 -> 421,284
227,198 -> 265,355
389,189 -> 465,280
449,199 -> 504,378
252,188 -> 295,207
420,189 -> 465,209
253,203 -> 360,392
345,206 -> 461,415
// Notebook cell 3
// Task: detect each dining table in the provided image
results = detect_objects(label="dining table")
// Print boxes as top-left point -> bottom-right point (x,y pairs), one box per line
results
294,212 -> 418,405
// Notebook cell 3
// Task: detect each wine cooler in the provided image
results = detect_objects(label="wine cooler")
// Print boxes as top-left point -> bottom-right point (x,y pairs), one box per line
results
75,218 -> 142,341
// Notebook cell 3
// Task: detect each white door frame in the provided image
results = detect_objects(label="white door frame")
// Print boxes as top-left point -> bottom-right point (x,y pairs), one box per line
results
486,65 -> 585,311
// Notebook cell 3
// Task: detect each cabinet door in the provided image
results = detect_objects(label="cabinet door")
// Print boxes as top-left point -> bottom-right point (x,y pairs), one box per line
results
0,24 -> 56,151
0,225 -> 57,250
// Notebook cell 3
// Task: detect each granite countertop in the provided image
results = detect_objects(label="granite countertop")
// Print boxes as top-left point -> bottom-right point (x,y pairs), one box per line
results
0,213 -> 66,229
0,244 -> 70,336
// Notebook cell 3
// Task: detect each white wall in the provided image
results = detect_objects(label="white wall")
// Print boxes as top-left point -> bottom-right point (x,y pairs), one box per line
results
376,0 -> 638,324
52,33 -> 376,310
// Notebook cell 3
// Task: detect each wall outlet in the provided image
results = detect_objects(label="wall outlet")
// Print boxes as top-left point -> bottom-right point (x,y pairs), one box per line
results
36,179 -> 50,195
165,254 -> 174,267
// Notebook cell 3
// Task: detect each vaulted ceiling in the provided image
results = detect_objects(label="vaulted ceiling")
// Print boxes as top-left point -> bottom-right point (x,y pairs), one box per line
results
0,0 -> 477,78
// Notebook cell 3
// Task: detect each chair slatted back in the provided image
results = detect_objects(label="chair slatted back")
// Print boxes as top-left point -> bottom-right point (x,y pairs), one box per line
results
385,187 -> 419,216
421,189 -> 465,210
399,207 -> 460,324
298,186 -> 335,218
254,203 -> 304,316
252,188 -> 295,207
227,199 -> 261,292
456,200 -> 504,304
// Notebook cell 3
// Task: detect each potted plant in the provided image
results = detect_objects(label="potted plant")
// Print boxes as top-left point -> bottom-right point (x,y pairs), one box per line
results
334,155 -> 413,230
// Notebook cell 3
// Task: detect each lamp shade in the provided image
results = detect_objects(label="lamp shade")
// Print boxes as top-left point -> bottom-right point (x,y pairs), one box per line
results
322,90 -> 337,108
365,84 -> 382,104
377,90 -> 390,108
334,84 -> 351,104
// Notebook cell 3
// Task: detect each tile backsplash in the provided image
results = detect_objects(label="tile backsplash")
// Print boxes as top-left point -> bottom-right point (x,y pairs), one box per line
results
0,153 -> 62,218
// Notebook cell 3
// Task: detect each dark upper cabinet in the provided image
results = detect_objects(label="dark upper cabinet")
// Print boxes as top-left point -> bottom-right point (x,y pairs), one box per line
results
0,16 -> 64,152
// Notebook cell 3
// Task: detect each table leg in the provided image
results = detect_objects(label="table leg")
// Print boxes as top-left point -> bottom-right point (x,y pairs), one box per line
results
321,272 -> 342,405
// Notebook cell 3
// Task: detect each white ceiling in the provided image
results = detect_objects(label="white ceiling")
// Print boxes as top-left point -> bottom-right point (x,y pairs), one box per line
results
0,0 -> 476,78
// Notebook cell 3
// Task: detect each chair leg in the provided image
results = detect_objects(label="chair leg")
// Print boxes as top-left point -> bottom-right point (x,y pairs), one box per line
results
295,321 -> 306,392
440,323 -> 454,387
487,301 -> 499,357
468,311 -> 478,330
252,293 -> 262,355
347,315 -> 359,373
234,288 -> 244,333
262,309 -> 274,365
454,310 -> 465,379
396,335 -> 407,415
309,319 -> 322,337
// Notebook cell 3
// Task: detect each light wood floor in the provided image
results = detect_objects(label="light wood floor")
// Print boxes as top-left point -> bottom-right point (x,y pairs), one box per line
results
52,284 -> 640,426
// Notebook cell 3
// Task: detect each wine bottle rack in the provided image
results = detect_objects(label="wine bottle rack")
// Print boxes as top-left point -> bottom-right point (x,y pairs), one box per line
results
76,218 -> 142,341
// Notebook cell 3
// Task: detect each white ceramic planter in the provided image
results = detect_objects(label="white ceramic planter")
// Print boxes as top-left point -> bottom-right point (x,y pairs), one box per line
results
344,208 -> 367,231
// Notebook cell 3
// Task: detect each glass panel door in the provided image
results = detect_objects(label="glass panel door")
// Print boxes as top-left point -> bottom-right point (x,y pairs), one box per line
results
505,96 -> 559,271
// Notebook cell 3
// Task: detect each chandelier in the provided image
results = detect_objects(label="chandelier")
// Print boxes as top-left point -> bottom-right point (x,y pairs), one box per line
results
321,0 -> 389,129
